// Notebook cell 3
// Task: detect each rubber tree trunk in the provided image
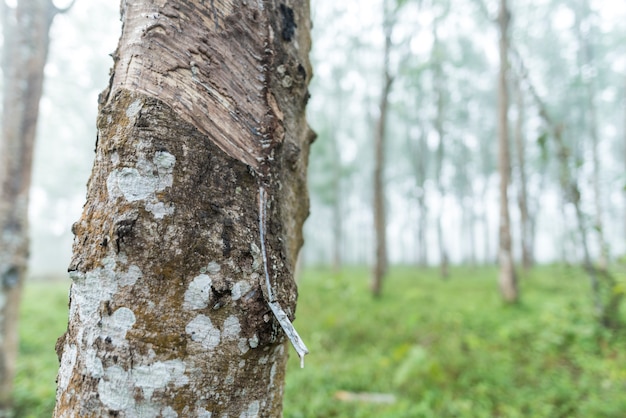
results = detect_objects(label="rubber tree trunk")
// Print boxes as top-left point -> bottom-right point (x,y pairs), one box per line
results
372,1 -> 393,297
574,2 -> 608,270
497,0 -> 518,302
0,0 -> 63,413
53,1 -> 313,416
432,19 -> 449,279
513,77 -> 533,271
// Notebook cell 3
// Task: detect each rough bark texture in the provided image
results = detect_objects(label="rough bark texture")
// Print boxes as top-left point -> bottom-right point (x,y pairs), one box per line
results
54,1 -> 312,416
372,1 -> 393,297
497,0 -> 518,302
0,0 -> 60,413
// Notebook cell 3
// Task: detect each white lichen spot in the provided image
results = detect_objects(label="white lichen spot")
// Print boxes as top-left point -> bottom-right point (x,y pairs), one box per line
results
239,401 -> 260,418
206,261 -> 221,275
57,344 -> 77,392
239,360 -> 246,369
186,315 -> 221,350
161,406 -> 178,418
85,348 -> 104,378
258,355 -> 268,365
101,307 -> 136,345
248,334 -> 259,349
250,243 -> 261,269
222,315 -> 241,340
197,407 -> 212,418
119,264 -> 142,287
145,201 -> 175,219
183,274 -> 212,310
238,338 -> 250,354
154,151 -> 176,170
99,366 -> 135,411
134,359 -> 188,399
108,167 -> 156,202
105,151 -> 176,219
126,99 -> 143,119
231,281 -> 251,301
269,363 -> 277,388
110,150 -> 120,165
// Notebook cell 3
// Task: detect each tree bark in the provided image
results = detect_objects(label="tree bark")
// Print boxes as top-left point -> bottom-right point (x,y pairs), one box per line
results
408,127 -> 429,267
497,0 -> 518,302
0,0 -> 63,412
372,0 -> 393,297
432,20 -> 449,278
513,77 -> 533,271
331,78 -> 343,273
54,1 -> 313,416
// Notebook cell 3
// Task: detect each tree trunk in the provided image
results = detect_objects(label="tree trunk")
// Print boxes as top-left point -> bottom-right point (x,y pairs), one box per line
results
497,0 -> 518,302
513,77 -> 533,271
0,0 -> 64,412
432,21 -> 449,279
575,3 -> 608,270
372,1 -> 393,297
54,1 -> 313,416
331,80 -> 343,274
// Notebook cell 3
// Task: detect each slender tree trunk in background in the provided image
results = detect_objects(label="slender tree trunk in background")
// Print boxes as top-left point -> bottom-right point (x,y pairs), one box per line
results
513,47 -> 621,328
480,181 -> 492,264
467,194 -> 477,267
0,0 -> 69,413
433,22 -> 449,279
575,4 -> 608,269
372,1 -> 393,297
331,82 -> 343,273
407,122 -> 429,267
497,0 -> 518,302
416,130 -> 429,267
513,78 -> 533,271
53,1 -> 313,416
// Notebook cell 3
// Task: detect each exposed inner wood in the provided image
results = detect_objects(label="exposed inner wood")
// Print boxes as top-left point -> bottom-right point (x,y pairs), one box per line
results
108,2 -> 283,174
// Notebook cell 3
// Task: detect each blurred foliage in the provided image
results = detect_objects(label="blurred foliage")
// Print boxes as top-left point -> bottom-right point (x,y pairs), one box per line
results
14,266 -> 626,416
283,265 -> 626,417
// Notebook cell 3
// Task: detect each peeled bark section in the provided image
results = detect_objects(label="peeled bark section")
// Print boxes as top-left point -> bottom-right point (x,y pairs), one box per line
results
106,1 -> 296,175
54,1 -> 312,416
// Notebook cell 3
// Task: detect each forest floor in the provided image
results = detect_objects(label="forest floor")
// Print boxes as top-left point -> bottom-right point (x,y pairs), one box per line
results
15,264 -> 626,417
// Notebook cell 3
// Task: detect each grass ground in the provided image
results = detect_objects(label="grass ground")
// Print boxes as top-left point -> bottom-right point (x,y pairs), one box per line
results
15,265 -> 626,417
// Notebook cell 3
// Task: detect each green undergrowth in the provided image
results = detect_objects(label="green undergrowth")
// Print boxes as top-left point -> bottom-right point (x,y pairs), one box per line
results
14,265 -> 626,417
283,265 -> 626,418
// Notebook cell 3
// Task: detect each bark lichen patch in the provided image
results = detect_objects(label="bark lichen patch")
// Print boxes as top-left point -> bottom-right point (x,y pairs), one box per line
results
106,151 -> 176,218
101,307 -> 136,346
186,315 -> 221,350
196,407 -> 212,417
183,274 -> 212,310
125,99 -> 143,119
222,315 -> 241,339
133,359 -> 189,399
240,400 -> 260,418
97,360 -> 188,414
231,280 -> 252,301
56,344 -> 77,392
